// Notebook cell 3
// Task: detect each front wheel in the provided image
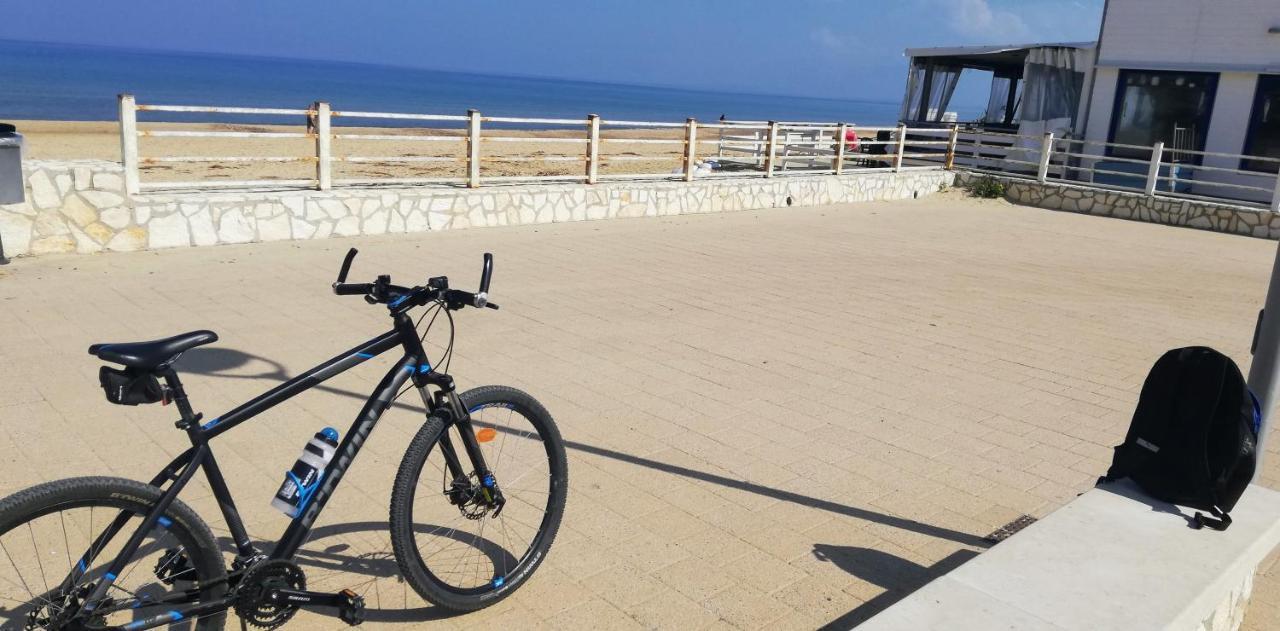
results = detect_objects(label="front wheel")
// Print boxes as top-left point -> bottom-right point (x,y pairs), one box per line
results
389,385 -> 567,612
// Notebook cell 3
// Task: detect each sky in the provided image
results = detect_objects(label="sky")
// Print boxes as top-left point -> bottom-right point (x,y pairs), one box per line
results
0,0 -> 1105,107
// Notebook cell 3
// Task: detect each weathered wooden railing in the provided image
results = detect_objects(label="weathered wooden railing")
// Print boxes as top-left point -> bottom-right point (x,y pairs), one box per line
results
117,94 -> 958,195
926,128 -> 1280,211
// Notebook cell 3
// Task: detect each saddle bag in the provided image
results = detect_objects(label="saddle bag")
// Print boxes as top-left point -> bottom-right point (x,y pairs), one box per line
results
98,366 -> 165,406
1099,346 -> 1259,531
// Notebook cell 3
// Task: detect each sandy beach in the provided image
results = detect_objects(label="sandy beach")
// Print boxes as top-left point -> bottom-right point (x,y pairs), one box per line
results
12,120 -> 770,183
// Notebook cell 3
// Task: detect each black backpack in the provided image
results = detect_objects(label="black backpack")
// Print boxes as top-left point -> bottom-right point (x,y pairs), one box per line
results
1099,347 -> 1259,531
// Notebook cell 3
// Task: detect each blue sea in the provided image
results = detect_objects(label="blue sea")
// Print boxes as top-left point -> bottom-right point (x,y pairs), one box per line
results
0,39 -> 917,128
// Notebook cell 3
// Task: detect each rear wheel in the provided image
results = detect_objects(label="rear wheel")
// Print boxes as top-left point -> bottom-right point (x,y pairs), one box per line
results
0,477 -> 227,630
389,386 -> 567,612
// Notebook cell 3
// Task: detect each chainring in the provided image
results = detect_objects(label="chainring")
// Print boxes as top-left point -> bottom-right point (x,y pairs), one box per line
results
233,559 -> 306,629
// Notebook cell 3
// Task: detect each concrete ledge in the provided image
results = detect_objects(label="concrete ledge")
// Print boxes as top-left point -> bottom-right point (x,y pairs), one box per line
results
0,160 -> 953,257
955,172 -> 1280,240
858,481 -> 1280,631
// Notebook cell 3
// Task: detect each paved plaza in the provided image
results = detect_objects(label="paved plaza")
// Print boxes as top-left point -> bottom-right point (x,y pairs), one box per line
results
0,191 -> 1277,629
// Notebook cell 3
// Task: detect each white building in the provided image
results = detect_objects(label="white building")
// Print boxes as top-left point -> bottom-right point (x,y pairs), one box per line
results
902,0 -> 1280,203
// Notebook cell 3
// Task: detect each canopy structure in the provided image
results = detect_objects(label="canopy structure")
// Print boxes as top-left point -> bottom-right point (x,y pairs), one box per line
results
901,41 -> 1096,137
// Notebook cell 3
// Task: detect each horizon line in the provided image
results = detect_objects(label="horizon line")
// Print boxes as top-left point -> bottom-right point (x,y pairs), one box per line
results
0,37 -> 907,108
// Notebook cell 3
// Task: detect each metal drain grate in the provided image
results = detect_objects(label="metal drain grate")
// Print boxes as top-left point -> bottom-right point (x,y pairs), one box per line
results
983,515 -> 1038,544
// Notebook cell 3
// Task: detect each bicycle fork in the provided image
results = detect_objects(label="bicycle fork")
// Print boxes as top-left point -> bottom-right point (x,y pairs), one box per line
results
418,380 -> 505,515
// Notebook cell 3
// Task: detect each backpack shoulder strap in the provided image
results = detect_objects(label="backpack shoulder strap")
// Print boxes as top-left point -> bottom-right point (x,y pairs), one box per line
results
1099,349 -> 1184,484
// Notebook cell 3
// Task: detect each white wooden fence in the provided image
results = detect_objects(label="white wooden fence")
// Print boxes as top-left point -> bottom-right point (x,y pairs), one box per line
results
907,128 -> 1280,211
117,94 -> 957,194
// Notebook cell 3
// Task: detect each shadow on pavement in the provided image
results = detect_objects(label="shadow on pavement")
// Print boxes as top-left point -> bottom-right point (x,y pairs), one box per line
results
215,520 -> 517,623
813,545 -> 979,629
179,346 -> 990,560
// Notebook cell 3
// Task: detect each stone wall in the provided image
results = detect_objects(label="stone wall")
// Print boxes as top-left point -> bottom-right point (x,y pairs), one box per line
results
0,160 -> 953,257
956,171 -> 1280,240
0,160 -> 133,256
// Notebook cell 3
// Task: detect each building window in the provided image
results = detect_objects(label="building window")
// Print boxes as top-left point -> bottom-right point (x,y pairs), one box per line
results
1242,75 -> 1280,173
1108,70 -> 1218,162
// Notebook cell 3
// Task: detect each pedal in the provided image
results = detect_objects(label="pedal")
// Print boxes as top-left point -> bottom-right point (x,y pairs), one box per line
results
338,589 -> 365,626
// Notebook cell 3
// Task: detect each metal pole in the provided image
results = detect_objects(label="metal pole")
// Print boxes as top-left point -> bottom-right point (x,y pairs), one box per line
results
1249,239 -> 1280,477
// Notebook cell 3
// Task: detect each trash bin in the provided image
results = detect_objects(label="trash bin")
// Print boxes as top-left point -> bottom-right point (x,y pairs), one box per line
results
0,123 -> 23,205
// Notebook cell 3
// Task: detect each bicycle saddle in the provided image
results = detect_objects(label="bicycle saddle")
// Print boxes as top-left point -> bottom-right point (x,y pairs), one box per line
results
89,330 -> 218,370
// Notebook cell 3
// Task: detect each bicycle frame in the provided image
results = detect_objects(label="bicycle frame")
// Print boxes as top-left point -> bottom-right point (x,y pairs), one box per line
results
67,311 -> 495,629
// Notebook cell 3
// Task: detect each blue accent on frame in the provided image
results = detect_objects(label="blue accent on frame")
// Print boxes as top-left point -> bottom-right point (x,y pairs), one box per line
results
76,559 -> 86,574
289,470 -> 324,518
157,516 -> 173,528
104,572 -> 117,582
355,352 -> 374,359
201,417 -> 220,431
168,610 -> 184,622
389,295 -> 410,308
124,621 -> 145,630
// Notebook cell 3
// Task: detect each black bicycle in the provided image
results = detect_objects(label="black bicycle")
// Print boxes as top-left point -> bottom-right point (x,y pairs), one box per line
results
0,249 -> 568,630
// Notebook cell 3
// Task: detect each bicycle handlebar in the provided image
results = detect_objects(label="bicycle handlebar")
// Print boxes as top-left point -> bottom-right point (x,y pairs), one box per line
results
330,248 -> 498,312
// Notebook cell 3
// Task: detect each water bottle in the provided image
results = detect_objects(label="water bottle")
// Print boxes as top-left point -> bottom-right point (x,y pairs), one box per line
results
271,428 -> 339,518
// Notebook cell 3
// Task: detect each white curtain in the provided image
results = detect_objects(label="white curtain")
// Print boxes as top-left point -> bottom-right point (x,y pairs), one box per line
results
900,62 -> 926,122
1019,47 -> 1089,130
901,62 -> 962,122
985,74 -> 1014,124
922,65 -> 962,122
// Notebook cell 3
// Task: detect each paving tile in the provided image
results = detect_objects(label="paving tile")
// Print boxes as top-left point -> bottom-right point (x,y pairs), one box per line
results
1,194 -> 1278,628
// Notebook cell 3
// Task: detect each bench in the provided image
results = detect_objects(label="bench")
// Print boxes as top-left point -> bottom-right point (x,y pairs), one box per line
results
857,480 -> 1280,630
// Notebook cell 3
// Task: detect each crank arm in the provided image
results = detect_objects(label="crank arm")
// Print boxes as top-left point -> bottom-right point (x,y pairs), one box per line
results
269,588 -> 365,626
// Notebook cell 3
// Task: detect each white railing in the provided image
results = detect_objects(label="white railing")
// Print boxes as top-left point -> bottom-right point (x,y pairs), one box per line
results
908,127 -> 1280,212
117,94 -> 957,194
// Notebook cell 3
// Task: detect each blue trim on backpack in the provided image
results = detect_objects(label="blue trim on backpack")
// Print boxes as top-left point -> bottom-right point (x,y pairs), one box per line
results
1250,389 -> 1262,434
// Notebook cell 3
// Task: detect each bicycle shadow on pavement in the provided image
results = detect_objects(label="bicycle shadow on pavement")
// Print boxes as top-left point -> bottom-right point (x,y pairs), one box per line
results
179,348 -> 991,550
812,544 -> 979,629
214,520 -> 517,624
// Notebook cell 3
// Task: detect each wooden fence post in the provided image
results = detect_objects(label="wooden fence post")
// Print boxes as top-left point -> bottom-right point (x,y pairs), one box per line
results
1036,132 -> 1054,184
586,114 -> 600,184
314,101 -> 331,191
944,125 -> 959,170
1145,141 -> 1164,196
1271,168 -> 1280,213
764,121 -> 778,177
118,94 -> 139,195
893,123 -> 907,172
683,118 -> 698,182
467,109 -> 482,188
834,123 -> 847,175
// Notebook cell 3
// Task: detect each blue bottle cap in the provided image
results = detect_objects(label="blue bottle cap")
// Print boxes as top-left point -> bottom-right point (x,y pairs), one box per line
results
319,427 -> 339,443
